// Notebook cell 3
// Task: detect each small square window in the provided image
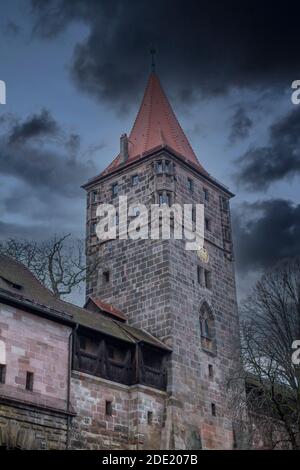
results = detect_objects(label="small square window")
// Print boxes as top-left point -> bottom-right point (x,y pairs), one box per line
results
203,188 -> 209,202
188,178 -> 193,191
132,174 -> 139,186
112,182 -> 119,197
147,411 -> 153,425
0,364 -> 6,384
103,271 -> 110,283
26,372 -> 34,391
208,364 -> 213,378
211,403 -> 216,416
105,400 -> 113,416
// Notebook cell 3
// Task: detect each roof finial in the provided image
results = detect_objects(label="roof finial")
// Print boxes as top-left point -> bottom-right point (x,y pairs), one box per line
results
150,46 -> 156,72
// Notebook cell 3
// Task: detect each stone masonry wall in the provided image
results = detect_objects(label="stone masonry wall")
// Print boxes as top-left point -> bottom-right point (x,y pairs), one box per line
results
165,161 -> 240,449
0,302 -> 70,411
0,302 -> 71,449
86,151 -> 241,449
0,401 -> 67,449
70,371 -> 166,450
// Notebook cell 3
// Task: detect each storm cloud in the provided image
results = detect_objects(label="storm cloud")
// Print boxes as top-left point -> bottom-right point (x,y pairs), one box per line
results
0,109 -> 94,197
229,107 -> 253,143
30,0 -> 300,109
235,107 -> 300,191
233,199 -> 300,274
0,109 -> 96,241
8,109 -> 60,144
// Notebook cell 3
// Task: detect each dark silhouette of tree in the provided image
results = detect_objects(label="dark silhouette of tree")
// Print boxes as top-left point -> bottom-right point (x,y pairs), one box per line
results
0,234 -> 99,300
229,257 -> 300,449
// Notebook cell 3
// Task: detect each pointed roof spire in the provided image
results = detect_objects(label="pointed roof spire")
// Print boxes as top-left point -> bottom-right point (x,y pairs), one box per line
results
102,71 -> 207,175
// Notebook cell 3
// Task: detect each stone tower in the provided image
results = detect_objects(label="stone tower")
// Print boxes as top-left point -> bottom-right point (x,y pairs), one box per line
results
83,71 -> 241,449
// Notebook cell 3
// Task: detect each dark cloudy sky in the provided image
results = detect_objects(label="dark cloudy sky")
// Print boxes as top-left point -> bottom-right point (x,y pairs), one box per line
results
1,0 -> 300,302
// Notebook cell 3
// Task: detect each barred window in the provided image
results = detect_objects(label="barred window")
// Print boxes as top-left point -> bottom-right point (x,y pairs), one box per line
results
112,182 -> 119,197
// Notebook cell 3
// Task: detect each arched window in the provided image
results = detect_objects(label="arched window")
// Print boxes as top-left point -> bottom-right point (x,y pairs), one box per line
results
199,302 -> 216,353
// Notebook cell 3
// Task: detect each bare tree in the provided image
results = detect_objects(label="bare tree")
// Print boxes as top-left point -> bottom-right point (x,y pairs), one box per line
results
229,257 -> 300,449
0,234 -> 99,300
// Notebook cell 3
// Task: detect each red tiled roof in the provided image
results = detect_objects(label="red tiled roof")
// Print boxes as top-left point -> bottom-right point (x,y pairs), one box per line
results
101,72 -> 207,176
86,296 -> 127,321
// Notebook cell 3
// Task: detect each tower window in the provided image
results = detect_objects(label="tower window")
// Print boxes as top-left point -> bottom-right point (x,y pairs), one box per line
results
200,318 -> 211,339
211,403 -> 216,416
158,193 -> 171,206
158,192 -> 171,206
165,160 -> 171,174
203,188 -> 209,202
90,191 -> 97,204
147,411 -> 153,425
156,161 -> 163,174
105,400 -> 113,416
204,270 -> 212,289
26,372 -> 34,391
187,178 -> 193,191
131,206 -> 140,217
90,221 -> 97,235
197,266 -> 202,285
114,211 -> 119,225
132,174 -> 139,186
205,218 -> 211,232
103,271 -> 110,283
220,197 -> 229,211
224,228 -> 231,242
208,364 -> 214,378
200,303 -> 216,353
192,206 -> 196,222
0,364 -> 6,384
112,182 -> 119,197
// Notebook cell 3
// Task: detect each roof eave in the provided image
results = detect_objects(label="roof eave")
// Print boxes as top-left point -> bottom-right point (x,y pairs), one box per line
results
82,146 -> 234,197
